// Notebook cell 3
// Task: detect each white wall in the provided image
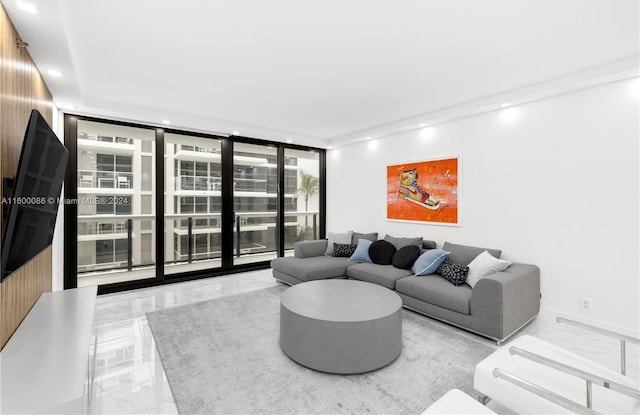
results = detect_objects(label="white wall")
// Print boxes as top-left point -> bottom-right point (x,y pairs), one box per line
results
327,78 -> 640,335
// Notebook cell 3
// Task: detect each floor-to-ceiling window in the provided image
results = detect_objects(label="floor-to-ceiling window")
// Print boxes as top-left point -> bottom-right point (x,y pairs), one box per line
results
164,133 -> 223,275
283,149 -> 320,256
64,115 -> 325,292
74,120 -> 156,287
232,143 -> 278,266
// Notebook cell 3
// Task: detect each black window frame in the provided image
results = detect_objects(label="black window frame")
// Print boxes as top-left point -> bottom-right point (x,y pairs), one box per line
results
63,114 -> 326,294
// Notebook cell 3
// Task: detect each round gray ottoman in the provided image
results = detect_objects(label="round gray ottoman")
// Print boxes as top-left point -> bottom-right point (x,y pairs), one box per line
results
279,279 -> 403,374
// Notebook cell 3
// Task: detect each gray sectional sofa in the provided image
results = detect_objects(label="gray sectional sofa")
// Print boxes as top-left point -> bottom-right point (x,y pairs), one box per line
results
271,239 -> 540,344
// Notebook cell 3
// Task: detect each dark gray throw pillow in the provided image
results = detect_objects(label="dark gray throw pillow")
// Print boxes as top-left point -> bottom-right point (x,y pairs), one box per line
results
332,243 -> 357,257
436,259 -> 469,286
392,245 -> 420,270
368,240 -> 396,265
351,232 -> 378,244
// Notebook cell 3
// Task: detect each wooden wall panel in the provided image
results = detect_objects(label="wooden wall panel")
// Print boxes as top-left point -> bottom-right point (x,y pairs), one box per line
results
0,4 -> 54,350
0,248 -> 52,347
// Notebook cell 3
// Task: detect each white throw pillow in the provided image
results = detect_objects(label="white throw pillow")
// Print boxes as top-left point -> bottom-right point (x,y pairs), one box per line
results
324,231 -> 353,256
466,250 -> 512,288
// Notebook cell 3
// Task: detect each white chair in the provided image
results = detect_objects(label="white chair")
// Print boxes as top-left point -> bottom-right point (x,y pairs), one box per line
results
474,318 -> 640,414
117,176 -> 130,188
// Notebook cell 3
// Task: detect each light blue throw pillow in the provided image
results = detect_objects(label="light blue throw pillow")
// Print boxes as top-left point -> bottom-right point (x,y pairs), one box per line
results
350,239 -> 373,263
412,249 -> 450,276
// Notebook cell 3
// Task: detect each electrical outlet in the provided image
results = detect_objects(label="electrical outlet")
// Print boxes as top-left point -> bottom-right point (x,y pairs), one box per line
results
580,297 -> 592,312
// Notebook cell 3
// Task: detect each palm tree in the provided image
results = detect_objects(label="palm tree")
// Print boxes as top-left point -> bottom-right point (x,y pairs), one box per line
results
295,170 -> 319,228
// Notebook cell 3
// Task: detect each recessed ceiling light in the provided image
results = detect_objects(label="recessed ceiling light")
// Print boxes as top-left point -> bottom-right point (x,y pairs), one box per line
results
499,107 -> 520,123
16,1 -> 37,14
327,146 -> 333,150
365,136 -> 371,140
286,140 -> 292,143
232,131 -> 240,135
501,102 -> 511,108
418,123 -> 426,128
47,69 -> 62,77
420,128 -> 435,139
162,120 -> 171,125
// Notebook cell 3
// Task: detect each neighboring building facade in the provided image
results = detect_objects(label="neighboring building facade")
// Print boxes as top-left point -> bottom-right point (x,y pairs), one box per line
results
75,122 -> 319,286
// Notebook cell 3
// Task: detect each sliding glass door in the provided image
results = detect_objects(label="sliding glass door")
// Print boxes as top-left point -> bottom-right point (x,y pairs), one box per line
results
164,133 -> 223,275
284,149 -> 320,256
75,120 -> 156,287
232,143 -> 278,266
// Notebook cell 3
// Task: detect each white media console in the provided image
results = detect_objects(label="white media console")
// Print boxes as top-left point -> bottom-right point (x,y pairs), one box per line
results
0,286 -> 97,414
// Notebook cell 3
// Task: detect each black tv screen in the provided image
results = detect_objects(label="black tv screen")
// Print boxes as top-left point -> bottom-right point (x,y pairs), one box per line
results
1,109 -> 68,281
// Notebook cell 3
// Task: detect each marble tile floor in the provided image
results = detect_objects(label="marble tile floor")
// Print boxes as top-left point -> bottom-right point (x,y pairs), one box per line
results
89,269 -> 639,414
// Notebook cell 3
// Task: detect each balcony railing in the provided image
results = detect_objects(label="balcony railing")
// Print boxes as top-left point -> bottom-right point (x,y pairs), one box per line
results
78,221 -> 128,236
78,169 -> 134,189
78,214 -> 153,272
179,145 -> 218,154
173,176 -> 273,193
175,175 -> 221,191
77,211 -> 319,274
233,178 -> 268,192
78,133 -> 134,145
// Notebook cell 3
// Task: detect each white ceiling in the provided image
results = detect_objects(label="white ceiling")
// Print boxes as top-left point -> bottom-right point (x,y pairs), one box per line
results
4,0 -> 639,147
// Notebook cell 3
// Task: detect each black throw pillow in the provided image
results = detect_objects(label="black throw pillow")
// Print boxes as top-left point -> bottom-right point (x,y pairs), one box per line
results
368,240 -> 396,265
392,245 -> 420,270
436,259 -> 469,286
332,243 -> 357,257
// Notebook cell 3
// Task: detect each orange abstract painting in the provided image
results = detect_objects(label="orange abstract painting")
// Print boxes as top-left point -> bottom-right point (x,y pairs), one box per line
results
387,157 -> 460,225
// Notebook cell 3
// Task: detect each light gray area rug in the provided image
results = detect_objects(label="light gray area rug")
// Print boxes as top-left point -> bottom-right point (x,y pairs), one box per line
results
147,286 -> 494,414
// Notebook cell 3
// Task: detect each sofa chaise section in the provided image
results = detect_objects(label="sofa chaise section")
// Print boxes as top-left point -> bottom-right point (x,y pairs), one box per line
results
271,240 -> 351,285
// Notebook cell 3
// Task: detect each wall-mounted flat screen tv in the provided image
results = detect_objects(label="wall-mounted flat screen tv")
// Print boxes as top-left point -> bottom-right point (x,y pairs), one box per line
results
1,109 -> 68,281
